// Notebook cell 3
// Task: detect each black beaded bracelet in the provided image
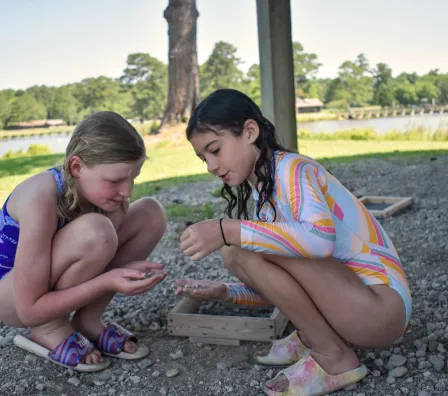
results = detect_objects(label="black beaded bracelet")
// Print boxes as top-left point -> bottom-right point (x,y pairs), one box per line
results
219,218 -> 231,246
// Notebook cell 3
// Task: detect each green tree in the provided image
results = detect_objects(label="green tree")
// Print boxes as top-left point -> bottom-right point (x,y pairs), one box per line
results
241,64 -> 261,107
75,76 -> 131,116
0,93 -> 8,129
50,86 -> 79,124
373,63 -> 394,106
394,80 -> 418,105
337,55 -> 374,107
396,72 -> 420,84
7,93 -> 47,124
374,63 -> 393,86
26,85 -> 54,118
120,53 -> 168,121
415,81 -> 440,103
375,83 -> 395,107
292,42 -> 321,97
355,53 -> 371,74
434,74 -> 448,104
306,81 -> 326,102
200,41 -> 244,97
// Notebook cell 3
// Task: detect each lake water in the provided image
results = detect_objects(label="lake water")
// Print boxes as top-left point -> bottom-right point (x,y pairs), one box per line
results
299,114 -> 448,134
0,114 -> 447,157
0,135 -> 71,157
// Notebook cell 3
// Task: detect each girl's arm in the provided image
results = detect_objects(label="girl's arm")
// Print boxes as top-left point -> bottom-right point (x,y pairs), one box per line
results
224,159 -> 336,259
12,177 -> 111,327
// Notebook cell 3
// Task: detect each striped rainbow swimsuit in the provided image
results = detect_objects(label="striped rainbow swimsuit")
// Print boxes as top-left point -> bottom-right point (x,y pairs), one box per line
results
228,151 -> 412,326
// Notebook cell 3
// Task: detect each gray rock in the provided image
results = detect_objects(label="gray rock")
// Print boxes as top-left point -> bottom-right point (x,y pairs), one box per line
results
418,361 -> 432,369
388,354 -> 407,368
428,355 -> 444,372
389,366 -> 408,378
169,350 -> 184,360
166,368 -> 180,378
386,376 -> 396,384
149,321 -> 161,331
374,358 -> 384,367
130,376 -> 141,384
138,358 -> 153,369
67,377 -> 80,387
35,383 -> 46,391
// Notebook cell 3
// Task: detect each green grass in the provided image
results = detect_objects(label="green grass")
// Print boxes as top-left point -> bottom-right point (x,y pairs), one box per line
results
165,202 -> 215,221
2,138 -> 448,205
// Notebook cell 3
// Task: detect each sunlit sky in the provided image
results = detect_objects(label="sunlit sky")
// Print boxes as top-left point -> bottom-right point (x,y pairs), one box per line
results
1,0 -> 447,89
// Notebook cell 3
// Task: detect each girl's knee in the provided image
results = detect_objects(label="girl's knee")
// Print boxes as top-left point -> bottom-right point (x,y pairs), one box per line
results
134,197 -> 167,235
77,213 -> 118,259
221,246 -> 242,271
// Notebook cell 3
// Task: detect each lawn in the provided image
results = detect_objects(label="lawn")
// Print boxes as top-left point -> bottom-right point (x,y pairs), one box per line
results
1,139 -> 448,205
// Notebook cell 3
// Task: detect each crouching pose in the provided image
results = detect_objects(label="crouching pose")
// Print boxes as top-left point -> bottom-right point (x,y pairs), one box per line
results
0,111 -> 168,371
176,89 -> 412,396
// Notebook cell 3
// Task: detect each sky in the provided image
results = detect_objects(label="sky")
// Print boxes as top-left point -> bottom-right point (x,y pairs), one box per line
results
0,0 -> 447,90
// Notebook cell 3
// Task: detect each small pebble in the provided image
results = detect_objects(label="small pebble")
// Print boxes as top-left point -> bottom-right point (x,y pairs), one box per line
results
166,368 -> 180,378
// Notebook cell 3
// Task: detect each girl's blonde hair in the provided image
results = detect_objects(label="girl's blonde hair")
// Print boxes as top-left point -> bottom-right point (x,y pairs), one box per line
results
58,111 -> 146,223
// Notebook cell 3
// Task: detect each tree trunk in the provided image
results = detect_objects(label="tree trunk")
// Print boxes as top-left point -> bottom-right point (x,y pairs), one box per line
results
157,0 -> 200,132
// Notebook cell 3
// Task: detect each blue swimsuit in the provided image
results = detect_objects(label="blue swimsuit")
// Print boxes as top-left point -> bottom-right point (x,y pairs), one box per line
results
0,168 -> 64,279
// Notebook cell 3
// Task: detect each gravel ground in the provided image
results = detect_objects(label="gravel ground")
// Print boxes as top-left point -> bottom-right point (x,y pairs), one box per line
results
1,154 -> 447,396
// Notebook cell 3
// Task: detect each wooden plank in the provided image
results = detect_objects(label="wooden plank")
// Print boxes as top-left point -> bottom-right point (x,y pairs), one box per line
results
189,336 -> 240,346
383,197 -> 413,217
359,196 -> 412,218
271,308 -> 289,338
359,196 -> 403,205
169,313 -> 276,341
169,298 -> 201,314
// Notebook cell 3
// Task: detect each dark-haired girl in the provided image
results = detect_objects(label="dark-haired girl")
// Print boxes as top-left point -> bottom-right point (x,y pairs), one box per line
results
177,89 -> 411,396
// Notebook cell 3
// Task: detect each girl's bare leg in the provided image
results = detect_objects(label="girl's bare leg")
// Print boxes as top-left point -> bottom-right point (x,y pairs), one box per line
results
71,198 -> 167,353
222,247 -> 406,392
0,213 -> 119,364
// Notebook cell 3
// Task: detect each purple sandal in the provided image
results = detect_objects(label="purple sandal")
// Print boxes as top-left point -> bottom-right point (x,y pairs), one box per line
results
14,331 -> 110,372
97,323 -> 149,360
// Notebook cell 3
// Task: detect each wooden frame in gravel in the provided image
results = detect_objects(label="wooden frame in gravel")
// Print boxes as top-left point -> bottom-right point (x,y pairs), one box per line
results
359,196 -> 413,218
168,297 -> 289,346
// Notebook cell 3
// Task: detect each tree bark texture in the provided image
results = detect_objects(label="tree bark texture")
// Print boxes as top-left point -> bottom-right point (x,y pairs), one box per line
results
158,0 -> 200,131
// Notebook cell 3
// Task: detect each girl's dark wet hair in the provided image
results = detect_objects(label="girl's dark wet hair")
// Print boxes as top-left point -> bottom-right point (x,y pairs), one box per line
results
186,89 -> 290,220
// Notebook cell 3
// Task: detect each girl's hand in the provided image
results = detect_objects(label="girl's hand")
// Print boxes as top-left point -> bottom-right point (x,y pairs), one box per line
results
175,279 -> 229,301
180,219 -> 224,260
124,260 -> 166,273
105,267 -> 168,296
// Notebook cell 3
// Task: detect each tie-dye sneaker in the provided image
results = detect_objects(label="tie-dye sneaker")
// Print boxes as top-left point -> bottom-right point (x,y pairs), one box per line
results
263,355 -> 368,396
254,330 -> 311,367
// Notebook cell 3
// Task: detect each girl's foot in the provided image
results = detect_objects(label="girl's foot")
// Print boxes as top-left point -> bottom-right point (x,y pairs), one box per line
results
30,320 -> 103,364
254,330 -> 311,366
72,314 -> 138,354
266,346 -> 361,393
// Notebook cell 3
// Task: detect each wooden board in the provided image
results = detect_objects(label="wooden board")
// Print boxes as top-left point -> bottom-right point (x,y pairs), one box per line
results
168,297 -> 289,345
359,196 -> 413,218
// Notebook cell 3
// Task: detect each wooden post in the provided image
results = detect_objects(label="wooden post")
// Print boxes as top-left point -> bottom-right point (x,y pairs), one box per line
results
256,0 -> 297,150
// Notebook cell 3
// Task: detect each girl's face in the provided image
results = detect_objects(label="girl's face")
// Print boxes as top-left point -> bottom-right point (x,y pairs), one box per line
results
189,120 -> 260,186
70,157 -> 145,212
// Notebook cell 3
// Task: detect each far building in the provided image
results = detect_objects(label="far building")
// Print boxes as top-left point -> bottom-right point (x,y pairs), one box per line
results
296,98 -> 324,113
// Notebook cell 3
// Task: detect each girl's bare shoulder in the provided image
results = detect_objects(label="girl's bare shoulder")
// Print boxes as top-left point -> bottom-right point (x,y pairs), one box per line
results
6,170 -> 60,221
